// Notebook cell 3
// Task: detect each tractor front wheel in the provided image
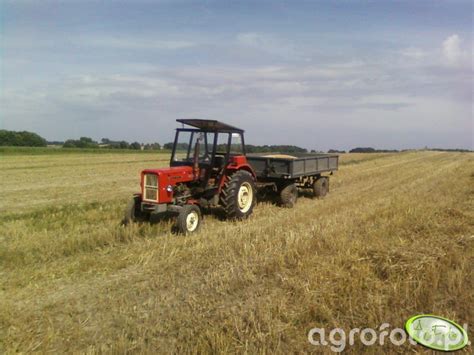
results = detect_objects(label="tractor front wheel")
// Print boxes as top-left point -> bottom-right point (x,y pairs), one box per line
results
220,170 -> 256,219
176,204 -> 202,234
122,195 -> 149,225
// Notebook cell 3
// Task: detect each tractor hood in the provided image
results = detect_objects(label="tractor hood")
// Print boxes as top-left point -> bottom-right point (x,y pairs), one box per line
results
142,166 -> 194,182
140,166 -> 195,204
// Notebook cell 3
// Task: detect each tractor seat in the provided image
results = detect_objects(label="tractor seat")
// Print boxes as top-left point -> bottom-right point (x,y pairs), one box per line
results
213,156 -> 225,170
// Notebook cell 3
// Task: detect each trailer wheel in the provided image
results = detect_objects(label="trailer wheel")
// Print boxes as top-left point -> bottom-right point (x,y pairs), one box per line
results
220,170 -> 256,219
176,204 -> 202,234
122,195 -> 149,225
313,177 -> 329,198
279,183 -> 298,208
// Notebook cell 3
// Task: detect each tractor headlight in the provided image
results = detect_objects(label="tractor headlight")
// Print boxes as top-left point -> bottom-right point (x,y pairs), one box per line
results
166,185 -> 173,192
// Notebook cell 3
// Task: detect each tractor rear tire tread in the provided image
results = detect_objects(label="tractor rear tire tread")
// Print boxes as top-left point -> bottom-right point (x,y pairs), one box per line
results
220,170 -> 256,220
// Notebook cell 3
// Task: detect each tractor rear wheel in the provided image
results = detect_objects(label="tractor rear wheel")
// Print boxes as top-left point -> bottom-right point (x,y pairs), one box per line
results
122,195 -> 149,225
176,204 -> 202,234
313,177 -> 329,198
279,182 -> 298,208
220,170 -> 256,219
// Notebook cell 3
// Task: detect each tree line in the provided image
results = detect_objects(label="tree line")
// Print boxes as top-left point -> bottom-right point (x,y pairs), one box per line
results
1,130 -> 471,153
162,142 -> 308,153
0,130 -> 162,150
348,147 -> 400,153
63,137 -> 161,150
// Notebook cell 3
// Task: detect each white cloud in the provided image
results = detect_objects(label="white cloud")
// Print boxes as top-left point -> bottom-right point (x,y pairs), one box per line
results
2,50 -> 472,149
442,34 -> 462,65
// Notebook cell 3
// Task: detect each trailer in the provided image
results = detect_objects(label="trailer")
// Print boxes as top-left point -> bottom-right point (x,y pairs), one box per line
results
247,153 -> 338,179
247,153 -> 338,207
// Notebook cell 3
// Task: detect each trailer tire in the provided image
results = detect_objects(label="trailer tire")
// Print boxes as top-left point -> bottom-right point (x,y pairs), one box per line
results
313,177 -> 328,198
220,170 -> 256,219
122,195 -> 149,225
176,204 -> 202,235
279,182 -> 298,208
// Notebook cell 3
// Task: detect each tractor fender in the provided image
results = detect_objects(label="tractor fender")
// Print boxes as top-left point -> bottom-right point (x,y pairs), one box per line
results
218,163 -> 257,193
227,164 -> 256,179
226,156 -> 257,179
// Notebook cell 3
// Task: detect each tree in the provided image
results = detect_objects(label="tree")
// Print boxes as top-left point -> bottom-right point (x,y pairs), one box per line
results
118,141 -> 129,149
78,137 -> 98,148
0,130 -> 47,147
63,139 -> 78,148
163,142 -> 175,150
63,137 -> 98,148
328,149 -> 346,153
143,143 -> 161,150
349,147 -> 399,153
130,142 -> 142,150
349,147 -> 376,153
245,144 -> 307,153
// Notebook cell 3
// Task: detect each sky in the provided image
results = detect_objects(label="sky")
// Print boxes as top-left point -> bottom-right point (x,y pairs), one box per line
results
0,0 -> 472,151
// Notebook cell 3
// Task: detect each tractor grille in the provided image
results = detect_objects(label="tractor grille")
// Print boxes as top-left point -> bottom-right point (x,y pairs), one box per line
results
143,173 -> 158,201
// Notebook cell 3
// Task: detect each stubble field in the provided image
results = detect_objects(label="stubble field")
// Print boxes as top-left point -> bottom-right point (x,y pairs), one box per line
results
0,150 -> 473,353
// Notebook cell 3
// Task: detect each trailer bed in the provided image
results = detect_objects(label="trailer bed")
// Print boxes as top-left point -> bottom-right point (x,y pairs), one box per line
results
247,153 -> 338,179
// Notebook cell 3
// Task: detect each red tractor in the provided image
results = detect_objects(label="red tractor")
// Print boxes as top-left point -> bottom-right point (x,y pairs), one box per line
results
123,119 -> 257,234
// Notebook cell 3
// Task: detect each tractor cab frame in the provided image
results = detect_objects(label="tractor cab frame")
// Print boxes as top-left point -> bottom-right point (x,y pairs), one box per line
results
170,119 -> 248,182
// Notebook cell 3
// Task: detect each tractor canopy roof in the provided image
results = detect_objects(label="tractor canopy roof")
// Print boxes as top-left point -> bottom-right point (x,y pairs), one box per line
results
177,119 -> 244,133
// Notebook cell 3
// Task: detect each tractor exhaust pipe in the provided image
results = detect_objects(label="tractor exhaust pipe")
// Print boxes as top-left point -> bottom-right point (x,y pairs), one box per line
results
193,137 -> 201,180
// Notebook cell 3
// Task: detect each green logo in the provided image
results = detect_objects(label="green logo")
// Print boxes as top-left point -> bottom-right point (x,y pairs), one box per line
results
405,315 -> 469,351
